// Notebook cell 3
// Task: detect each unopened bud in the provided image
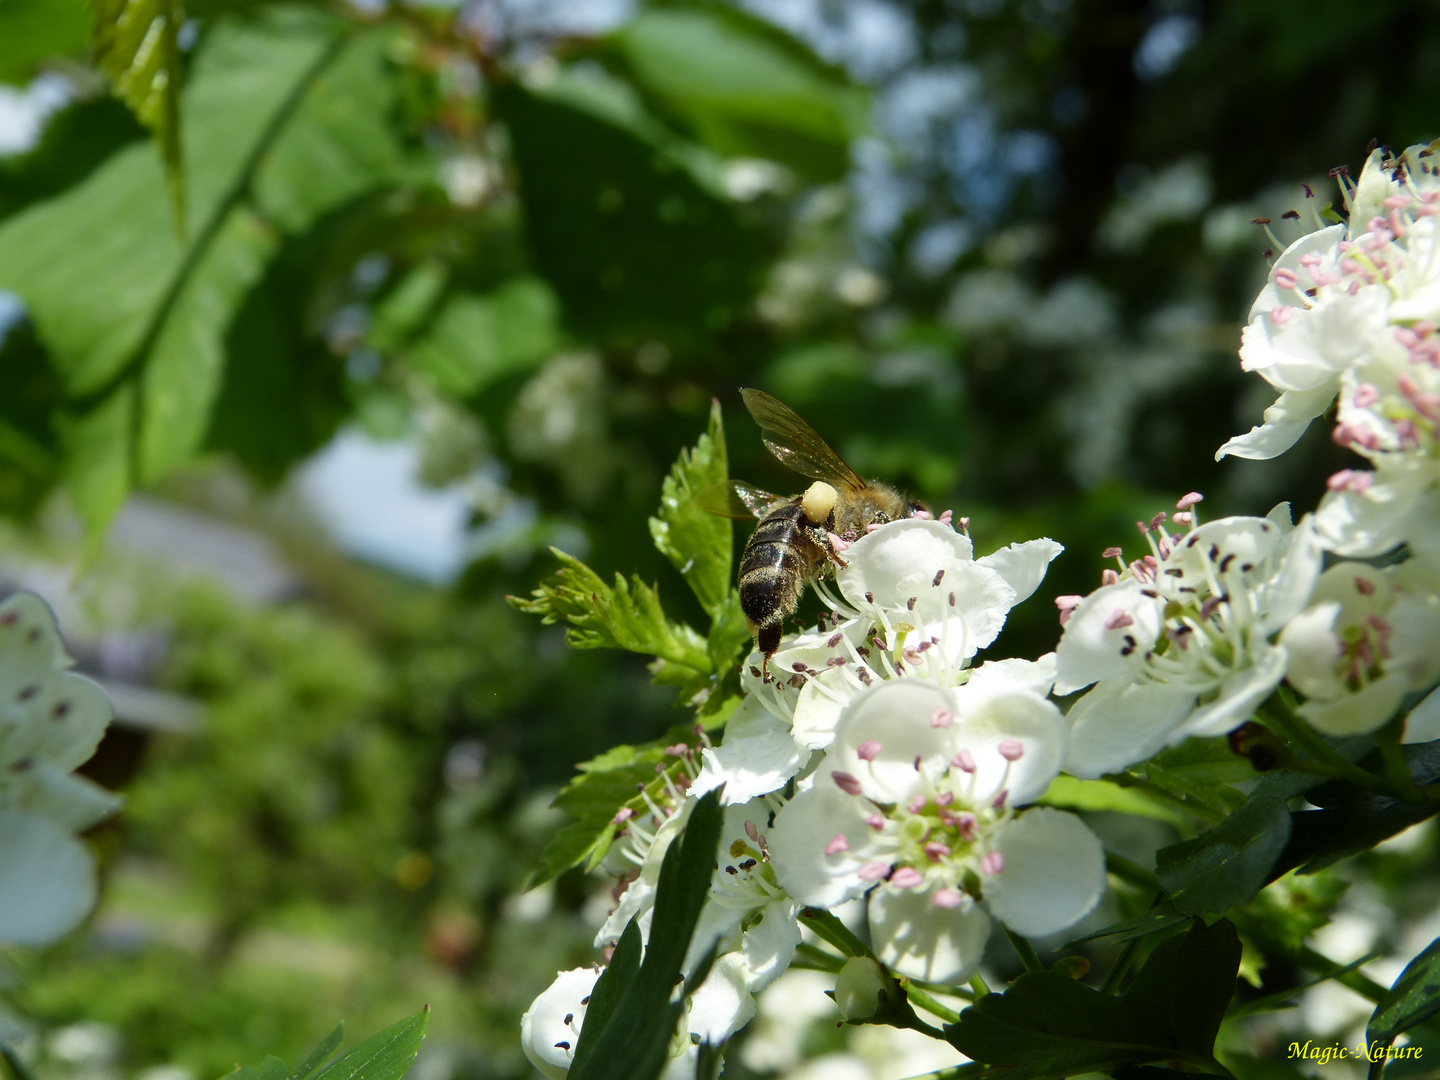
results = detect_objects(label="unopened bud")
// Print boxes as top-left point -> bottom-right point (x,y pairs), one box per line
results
834,957 -> 892,1021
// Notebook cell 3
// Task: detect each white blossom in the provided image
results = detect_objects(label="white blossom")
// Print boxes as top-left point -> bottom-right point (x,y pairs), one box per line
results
1056,503 -> 1322,777
0,593 -> 120,946
1280,561 -> 1440,735
767,677 -> 1104,984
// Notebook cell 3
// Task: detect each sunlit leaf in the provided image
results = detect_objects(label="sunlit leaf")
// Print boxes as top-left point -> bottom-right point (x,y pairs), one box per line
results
1156,795 -> 1293,916
649,398 -> 732,619
1368,937 -> 1440,1047
405,277 -> 562,398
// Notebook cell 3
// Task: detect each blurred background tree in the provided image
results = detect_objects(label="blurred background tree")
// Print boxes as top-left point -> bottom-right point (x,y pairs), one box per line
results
0,0 -> 1438,1078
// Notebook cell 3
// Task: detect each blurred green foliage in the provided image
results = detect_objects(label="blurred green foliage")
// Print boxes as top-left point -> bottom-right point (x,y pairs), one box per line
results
3,0 -> 1440,1074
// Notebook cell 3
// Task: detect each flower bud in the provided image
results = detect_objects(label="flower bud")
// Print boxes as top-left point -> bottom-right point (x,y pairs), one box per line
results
834,957 -> 892,1021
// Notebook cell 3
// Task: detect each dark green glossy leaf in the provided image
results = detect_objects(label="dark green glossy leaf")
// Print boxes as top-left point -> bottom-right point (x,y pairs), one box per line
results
948,919 -> 1241,1080
1063,906 -> 1188,948
1156,794 -> 1292,916
570,788 -> 724,1080
1369,938 -> 1440,1047
495,73 -> 766,344
649,398 -> 732,619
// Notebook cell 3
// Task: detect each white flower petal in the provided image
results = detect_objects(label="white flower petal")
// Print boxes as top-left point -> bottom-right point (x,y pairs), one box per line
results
0,809 -> 95,946
985,807 -> 1105,937
830,680 -> 955,801
521,968 -> 598,1080
976,538 -> 1064,606
1297,672 -> 1410,736
1053,582 -> 1161,695
1280,601 -> 1345,701
1215,384 -> 1339,461
964,654 -> 1057,699
687,952 -> 756,1043
868,886 -> 992,984
1404,687 -> 1440,744
693,697 -> 809,802
1182,643 -> 1289,737
948,689 -> 1067,806
1062,680 -> 1197,779
769,787 -> 885,908
838,519 -> 974,612
740,898 -> 802,992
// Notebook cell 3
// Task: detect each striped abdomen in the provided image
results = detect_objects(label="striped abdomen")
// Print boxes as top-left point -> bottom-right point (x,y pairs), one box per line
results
739,502 -> 826,656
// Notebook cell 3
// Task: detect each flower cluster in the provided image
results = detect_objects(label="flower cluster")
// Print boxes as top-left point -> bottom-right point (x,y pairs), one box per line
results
522,516 -> 1109,1073
0,592 -> 120,946
1049,143 -> 1440,773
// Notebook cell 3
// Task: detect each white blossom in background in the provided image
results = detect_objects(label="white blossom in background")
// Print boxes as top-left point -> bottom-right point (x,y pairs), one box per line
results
696,518 -> 1062,800
1054,498 -> 1323,778
0,592 -> 120,946
1279,561 -> 1440,735
767,677 -> 1105,984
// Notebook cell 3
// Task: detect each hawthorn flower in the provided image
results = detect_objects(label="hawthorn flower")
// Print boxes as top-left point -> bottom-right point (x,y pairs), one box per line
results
1219,142 -> 1440,464
1056,501 -> 1323,778
1279,561 -> 1440,735
706,519 -> 1062,799
767,677 -> 1104,984
520,956 -> 753,1080
0,593 -> 121,946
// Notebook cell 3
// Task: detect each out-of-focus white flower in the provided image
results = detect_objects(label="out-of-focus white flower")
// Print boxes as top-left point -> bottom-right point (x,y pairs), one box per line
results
0,593 -> 120,946
1056,502 -> 1323,777
1280,561 -> 1440,734
768,678 -> 1104,983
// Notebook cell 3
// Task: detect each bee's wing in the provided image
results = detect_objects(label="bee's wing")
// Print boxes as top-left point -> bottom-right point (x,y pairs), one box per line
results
741,388 -> 866,490
696,480 -> 792,520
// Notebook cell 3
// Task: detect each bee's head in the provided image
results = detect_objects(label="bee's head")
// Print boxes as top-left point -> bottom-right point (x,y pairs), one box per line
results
905,499 -> 930,518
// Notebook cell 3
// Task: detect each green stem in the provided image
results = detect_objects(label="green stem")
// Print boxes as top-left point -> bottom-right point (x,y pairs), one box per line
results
1100,937 -> 1142,995
800,907 -> 873,959
1124,778 -> 1228,825
1257,700 -> 1399,800
1105,851 -> 1161,892
969,972 -> 991,999
1003,926 -> 1045,973
1378,738 -> 1426,803
793,942 -> 844,972
899,980 -> 964,1024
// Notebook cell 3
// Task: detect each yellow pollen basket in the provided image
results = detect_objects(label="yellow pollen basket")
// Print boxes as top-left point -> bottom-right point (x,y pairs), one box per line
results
801,481 -> 838,524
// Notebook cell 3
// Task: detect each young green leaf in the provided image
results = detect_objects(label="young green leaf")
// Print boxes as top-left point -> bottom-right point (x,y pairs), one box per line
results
293,1024 -> 345,1080
508,549 -> 711,673
311,1009 -> 428,1080
569,788 -> 725,1080
1368,937 -> 1440,1048
648,398 -> 732,619
1039,775 -> 1193,831
91,0 -> 184,230
225,1057 -> 289,1080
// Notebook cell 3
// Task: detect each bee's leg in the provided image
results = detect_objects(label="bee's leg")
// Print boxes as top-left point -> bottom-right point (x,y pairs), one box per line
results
826,531 -> 851,567
758,622 -> 783,680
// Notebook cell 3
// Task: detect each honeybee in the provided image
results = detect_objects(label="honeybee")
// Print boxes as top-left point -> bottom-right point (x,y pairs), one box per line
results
705,389 -> 927,678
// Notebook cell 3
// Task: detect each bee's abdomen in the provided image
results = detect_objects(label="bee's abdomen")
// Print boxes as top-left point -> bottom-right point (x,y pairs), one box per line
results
739,505 -> 812,626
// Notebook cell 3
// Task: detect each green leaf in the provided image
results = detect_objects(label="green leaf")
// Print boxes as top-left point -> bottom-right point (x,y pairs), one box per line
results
311,1009 -> 428,1080
947,919 -> 1241,1080
494,72 -> 766,344
405,277 -> 562,398
0,12 -> 404,534
607,6 -> 866,181
1064,906 -> 1189,948
57,383 -> 134,540
0,0 -> 91,83
570,789 -> 725,1080
1131,738 -> 1256,819
92,0 -> 185,229
293,1024 -> 345,1080
1155,794 -> 1293,916
1039,775 -> 1192,831
1368,938 -> 1440,1047
227,1057 -> 290,1080
509,548 -> 711,671
648,398 -> 731,619
1274,739 -> 1440,875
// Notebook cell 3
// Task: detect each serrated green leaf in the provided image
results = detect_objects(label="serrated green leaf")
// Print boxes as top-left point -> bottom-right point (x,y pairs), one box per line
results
92,0 -> 185,230
608,6 -> 866,181
293,1024 -> 344,1080
1156,795 -> 1293,916
509,548 -> 711,671
649,399 -> 731,619
312,1009 -> 428,1080
1368,938 -> 1440,1047
947,919 -> 1240,1080
405,277 -> 562,398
